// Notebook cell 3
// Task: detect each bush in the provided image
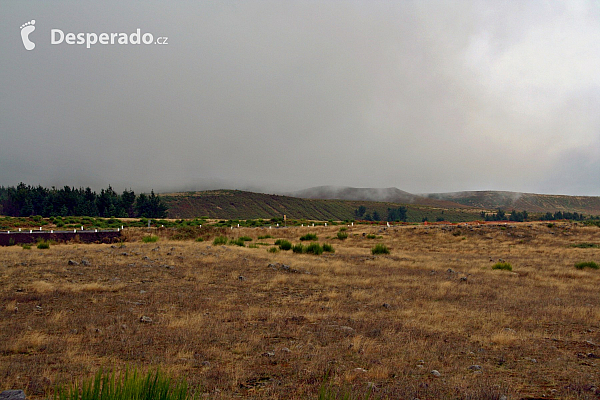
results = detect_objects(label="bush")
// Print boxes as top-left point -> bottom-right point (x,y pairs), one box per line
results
492,262 -> 512,271
239,236 -> 252,242
575,261 -> 599,270
248,243 -> 258,249
336,231 -> 348,240
571,243 -> 600,249
305,242 -> 323,255
277,240 -> 292,251
37,240 -> 50,249
257,235 -> 272,240
292,243 -> 305,253
371,244 -> 389,255
22,244 -> 31,250
366,234 -> 377,239
322,243 -> 334,253
53,367 -> 195,400
268,247 -> 279,253
300,233 -> 318,241
142,235 -> 159,243
213,236 -> 228,245
195,237 -> 204,242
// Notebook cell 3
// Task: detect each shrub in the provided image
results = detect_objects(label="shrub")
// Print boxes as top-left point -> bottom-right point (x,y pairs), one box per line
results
239,236 -> 252,242
571,243 -> 600,249
142,235 -> 159,243
371,244 -> 389,255
492,262 -> 512,271
53,367 -> 195,400
8,238 -> 15,246
195,237 -> 204,242
322,243 -> 334,253
336,231 -> 348,240
575,261 -> 599,270
277,240 -> 292,251
300,233 -> 318,241
248,243 -> 258,249
56,221 -> 65,228
213,236 -> 228,245
366,234 -> 377,239
22,244 -> 31,250
268,247 -> 279,253
305,242 -> 323,255
292,243 -> 305,253
258,235 -> 272,240
229,238 -> 245,247
37,240 -> 50,249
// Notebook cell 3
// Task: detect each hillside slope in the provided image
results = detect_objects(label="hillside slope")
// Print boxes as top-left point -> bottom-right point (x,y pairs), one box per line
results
160,190 -> 481,222
426,191 -> 600,215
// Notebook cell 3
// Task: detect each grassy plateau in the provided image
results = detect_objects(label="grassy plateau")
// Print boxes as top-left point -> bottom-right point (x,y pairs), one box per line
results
1,222 -> 600,399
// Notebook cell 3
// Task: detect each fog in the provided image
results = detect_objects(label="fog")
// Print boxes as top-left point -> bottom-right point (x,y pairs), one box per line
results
1,1 -> 599,195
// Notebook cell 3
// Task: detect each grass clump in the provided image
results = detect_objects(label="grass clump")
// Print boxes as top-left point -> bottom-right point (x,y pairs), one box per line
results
37,240 -> 50,249
212,236 -> 228,245
492,262 -> 512,271
300,233 -> 318,241
571,243 -> 600,249
336,231 -> 348,240
22,244 -> 31,250
371,244 -> 389,255
239,236 -> 252,242
141,235 -> 159,243
268,247 -> 279,253
257,235 -> 272,240
322,243 -> 334,253
292,243 -> 305,253
195,237 -> 204,242
275,239 -> 292,251
305,242 -> 323,255
53,367 -> 197,400
575,261 -> 599,270
229,238 -> 246,247
366,234 -> 377,239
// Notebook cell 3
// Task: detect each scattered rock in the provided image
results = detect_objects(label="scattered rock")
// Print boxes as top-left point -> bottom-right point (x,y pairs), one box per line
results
447,268 -> 455,274
354,368 -> 368,373
280,347 -> 291,353
139,316 -> 153,323
431,370 -> 441,377
81,259 -> 90,266
0,390 -> 26,400
262,351 -> 275,357
68,260 -> 79,266
201,361 -> 211,367
468,365 -> 482,371
120,252 -> 129,256
238,276 -> 245,281
499,395 -> 507,400
460,276 -> 468,282
382,303 -> 391,309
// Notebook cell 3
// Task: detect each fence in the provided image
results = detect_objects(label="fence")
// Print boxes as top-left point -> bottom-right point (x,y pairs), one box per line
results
0,229 -> 122,246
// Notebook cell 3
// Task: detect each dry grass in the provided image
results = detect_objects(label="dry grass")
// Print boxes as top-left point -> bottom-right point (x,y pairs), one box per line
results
0,222 -> 600,399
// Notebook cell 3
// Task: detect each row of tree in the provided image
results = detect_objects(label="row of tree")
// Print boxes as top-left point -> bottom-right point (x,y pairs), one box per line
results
482,209 -> 585,222
0,183 -> 167,218
354,205 -> 408,222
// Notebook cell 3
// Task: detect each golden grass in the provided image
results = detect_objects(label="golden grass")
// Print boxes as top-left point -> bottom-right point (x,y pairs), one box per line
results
1,222 -> 600,399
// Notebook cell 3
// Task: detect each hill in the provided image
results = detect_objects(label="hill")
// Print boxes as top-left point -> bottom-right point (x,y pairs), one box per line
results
160,190 -> 481,222
426,191 -> 600,215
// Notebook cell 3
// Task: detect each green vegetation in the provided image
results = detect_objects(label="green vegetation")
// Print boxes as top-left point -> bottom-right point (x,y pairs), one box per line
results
292,243 -> 305,253
268,247 -> 279,253
366,234 -> 377,239
305,242 -> 323,255
257,234 -> 272,239
36,240 -> 50,249
141,235 -> 159,243
492,262 -> 512,271
300,233 -> 318,241
371,244 -> 389,255
228,238 -> 246,247
275,239 -> 292,251
322,243 -> 334,253
22,244 -> 31,250
571,243 -> 600,249
53,368 -> 197,400
575,261 -> 599,270
212,236 -> 228,245
336,231 -> 348,240
194,237 -> 204,242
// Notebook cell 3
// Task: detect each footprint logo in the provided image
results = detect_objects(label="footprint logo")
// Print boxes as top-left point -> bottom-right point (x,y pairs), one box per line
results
20,20 -> 36,50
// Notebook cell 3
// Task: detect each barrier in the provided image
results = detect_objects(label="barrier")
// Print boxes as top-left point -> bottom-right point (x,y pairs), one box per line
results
0,230 -> 122,246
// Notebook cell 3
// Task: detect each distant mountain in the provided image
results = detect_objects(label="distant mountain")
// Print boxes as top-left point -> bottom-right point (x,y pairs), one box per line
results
287,186 -> 468,209
426,191 -> 600,215
160,189 -> 481,222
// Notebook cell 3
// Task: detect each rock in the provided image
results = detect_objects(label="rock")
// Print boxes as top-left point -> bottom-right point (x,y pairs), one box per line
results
281,347 -> 291,353
460,276 -> 468,282
238,276 -> 245,281
382,303 -> 391,309
447,268 -> 455,274
121,252 -> 129,256
81,259 -> 90,266
0,390 -> 26,400
262,351 -> 275,357
339,326 -> 355,334
68,260 -> 79,266
139,316 -> 152,323
201,361 -> 211,367
354,368 -> 368,373
499,396 -> 507,400
431,370 -> 441,377
468,365 -> 482,371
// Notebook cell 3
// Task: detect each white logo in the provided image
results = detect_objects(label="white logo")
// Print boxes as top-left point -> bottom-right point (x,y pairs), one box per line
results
20,20 -> 36,50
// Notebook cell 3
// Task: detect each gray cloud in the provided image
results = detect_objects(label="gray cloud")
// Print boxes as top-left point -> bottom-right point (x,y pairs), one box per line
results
1,1 -> 599,195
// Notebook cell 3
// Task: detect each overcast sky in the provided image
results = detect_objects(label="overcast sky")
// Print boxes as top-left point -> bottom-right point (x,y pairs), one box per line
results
1,1 -> 599,196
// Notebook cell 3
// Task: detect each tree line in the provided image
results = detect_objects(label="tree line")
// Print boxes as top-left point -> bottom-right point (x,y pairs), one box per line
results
0,183 -> 167,218
482,209 -> 585,222
354,205 -> 408,222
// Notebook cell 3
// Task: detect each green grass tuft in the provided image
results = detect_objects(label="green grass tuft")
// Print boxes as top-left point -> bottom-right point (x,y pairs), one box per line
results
305,242 -> 323,255
575,261 -> 599,270
37,240 -> 50,249
300,233 -> 318,241
322,243 -> 335,253
492,262 -> 512,271
371,244 -> 389,255
142,235 -> 159,243
212,236 -> 228,245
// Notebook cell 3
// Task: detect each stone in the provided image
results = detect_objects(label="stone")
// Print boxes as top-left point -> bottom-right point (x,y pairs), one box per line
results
281,347 -> 291,353
354,368 -> 367,373
0,390 -> 26,400
68,260 -> 79,266
431,370 -> 441,377
382,303 -> 391,309
468,365 -> 482,371
139,316 -> 153,323
238,276 -> 245,281
81,259 -> 90,266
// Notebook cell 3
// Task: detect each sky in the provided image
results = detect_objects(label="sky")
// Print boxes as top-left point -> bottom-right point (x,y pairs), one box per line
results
1,1 -> 600,196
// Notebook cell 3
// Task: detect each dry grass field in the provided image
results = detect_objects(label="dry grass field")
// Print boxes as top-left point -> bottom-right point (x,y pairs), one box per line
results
1,222 -> 600,399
